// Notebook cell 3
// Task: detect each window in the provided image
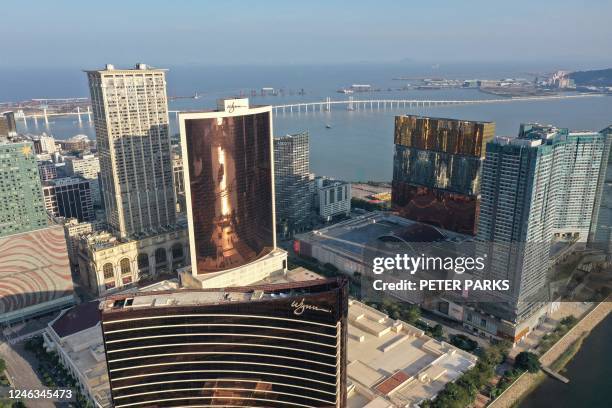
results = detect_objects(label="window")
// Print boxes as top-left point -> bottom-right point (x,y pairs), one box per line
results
120,258 -> 131,275
155,248 -> 167,265
137,253 -> 149,270
171,244 -> 183,260
103,263 -> 114,279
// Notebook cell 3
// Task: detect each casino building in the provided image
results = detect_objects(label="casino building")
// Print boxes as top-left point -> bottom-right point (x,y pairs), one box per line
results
178,98 -> 288,288
392,115 -> 495,235
100,277 -> 349,408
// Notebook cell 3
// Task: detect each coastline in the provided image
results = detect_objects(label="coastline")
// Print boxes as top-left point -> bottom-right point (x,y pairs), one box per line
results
488,300 -> 612,408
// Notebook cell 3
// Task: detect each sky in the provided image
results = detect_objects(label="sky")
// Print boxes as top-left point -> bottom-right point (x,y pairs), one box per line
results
2,0 -> 612,68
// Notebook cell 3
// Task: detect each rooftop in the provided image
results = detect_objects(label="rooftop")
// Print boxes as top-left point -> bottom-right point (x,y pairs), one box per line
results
51,301 -> 100,338
346,300 -> 477,407
296,212 -> 469,259
84,63 -> 167,73
45,279 -> 182,408
100,277 -> 344,313
81,218 -> 187,250
397,114 -> 494,125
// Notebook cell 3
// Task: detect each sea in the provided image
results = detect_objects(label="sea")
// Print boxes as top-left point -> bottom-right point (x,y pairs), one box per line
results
2,63 -> 611,181
520,314 -> 612,408
1,63 -> 611,407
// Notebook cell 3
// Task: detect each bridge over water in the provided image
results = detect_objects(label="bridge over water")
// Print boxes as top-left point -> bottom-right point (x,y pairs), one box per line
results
269,94 -> 603,114
16,93 -> 604,127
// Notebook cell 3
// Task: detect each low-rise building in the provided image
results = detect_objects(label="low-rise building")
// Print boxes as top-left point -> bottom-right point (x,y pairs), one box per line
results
63,218 -> 95,274
295,211 -> 467,277
42,280 -> 181,408
59,134 -> 91,153
315,178 -> 351,221
0,225 -> 75,325
76,222 -> 189,296
346,300 -> 477,407
43,301 -> 111,408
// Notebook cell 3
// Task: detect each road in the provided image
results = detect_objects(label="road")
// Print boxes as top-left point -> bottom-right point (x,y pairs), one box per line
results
0,340 -> 55,408
419,309 -> 491,349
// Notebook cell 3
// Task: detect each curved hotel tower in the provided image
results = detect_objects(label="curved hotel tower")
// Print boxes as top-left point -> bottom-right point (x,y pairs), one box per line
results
100,277 -> 348,407
179,98 -> 287,287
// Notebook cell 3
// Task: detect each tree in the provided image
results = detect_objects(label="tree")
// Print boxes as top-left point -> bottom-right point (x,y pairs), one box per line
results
515,351 -> 541,373
402,304 -> 421,323
450,334 -> 478,352
560,315 -> 578,327
431,324 -> 444,339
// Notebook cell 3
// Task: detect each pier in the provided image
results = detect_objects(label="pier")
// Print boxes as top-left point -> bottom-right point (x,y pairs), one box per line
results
540,366 -> 570,383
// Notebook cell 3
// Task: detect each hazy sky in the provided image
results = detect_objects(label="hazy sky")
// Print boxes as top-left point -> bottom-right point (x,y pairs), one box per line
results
2,0 -> 612,68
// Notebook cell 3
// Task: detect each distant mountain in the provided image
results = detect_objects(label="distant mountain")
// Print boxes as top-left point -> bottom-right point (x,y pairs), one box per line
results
569,68 -> 612,87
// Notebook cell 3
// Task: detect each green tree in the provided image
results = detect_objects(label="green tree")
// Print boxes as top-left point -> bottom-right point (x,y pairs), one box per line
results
402,304 -> 421,323
431,324 -> 444,339
515,351 -> 540,373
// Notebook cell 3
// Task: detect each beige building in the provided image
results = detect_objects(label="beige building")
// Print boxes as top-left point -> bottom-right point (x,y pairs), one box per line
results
64,218 -> 95,273
43,301 -> 111,408
346,300 -> 477,407
64,154 -> 100,179
86,64 -> 176,239
76,222 -> 188,296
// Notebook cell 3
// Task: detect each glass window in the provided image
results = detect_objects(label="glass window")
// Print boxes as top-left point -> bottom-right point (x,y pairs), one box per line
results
103,263 -> 114,279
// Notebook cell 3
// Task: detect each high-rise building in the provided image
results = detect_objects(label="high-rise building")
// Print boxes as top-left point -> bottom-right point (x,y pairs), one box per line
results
179,98 -> 286,288
0,114 -> 9,138
43,177 -> 94,222
273,132 -> 312,234
593,126 -> 612,252
64,154 -> 102,207
172,151 -> 185,213
476,124 -> 608,330
86,63 -> 176,239
0,140 -> 47,237
38,160 -> 58,181
65,154 -> 100,179
2,111 -> 17,136
33,134 -> 57,154
100,277 -> 348,408
392,115 -> 495,235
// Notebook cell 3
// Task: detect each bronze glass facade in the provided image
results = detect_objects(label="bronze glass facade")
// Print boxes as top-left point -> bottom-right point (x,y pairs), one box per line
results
100,278 -> 348,408
392,115 -> 494,235
184,112 -> 274,274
